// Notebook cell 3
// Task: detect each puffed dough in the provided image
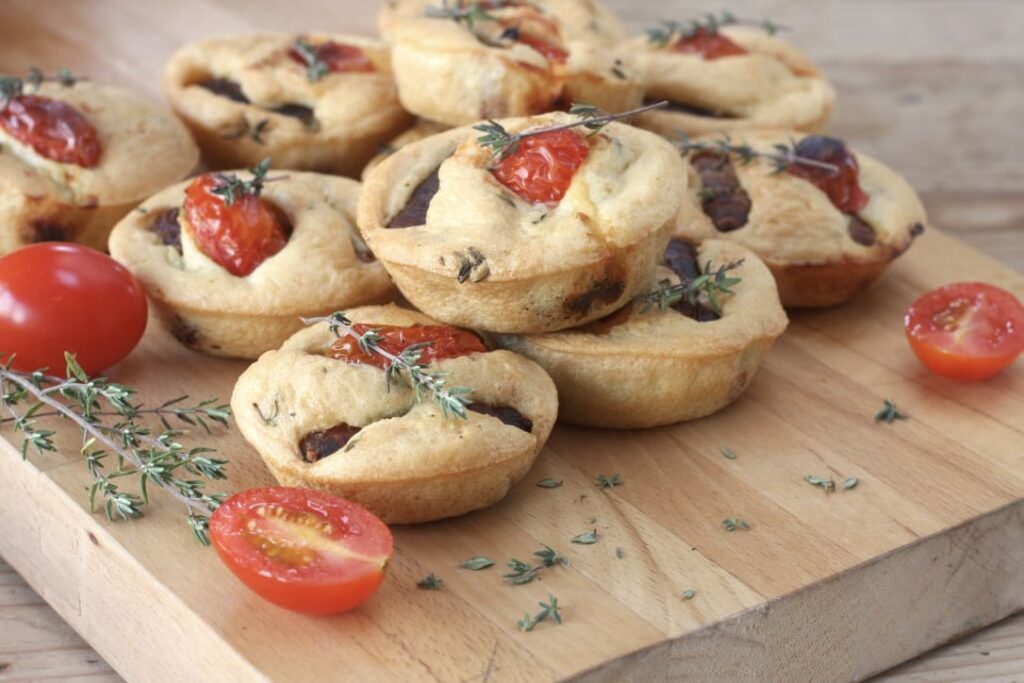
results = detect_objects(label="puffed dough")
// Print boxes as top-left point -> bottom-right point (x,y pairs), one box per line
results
378,0 -> 628,47
389,9 -> 641,126
490,240 -> 787,428
623,27 -> 836,137
162,33 -> 412,177
231,304 -> 559,524
358,112 -> 687,333
0,81 -> 197,254
108,172 -> 395,359
675,130 -> 927,308
361,119 -> 449,180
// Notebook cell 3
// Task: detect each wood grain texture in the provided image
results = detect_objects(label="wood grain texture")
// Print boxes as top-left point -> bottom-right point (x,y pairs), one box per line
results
1,1 -> 1023,681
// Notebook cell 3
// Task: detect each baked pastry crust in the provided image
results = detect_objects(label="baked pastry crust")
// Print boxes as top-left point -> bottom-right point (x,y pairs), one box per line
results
108,171 -> 394,359
490,240 -> 787,428
0,81 -> 197,254
162,33 -> 412,176
361,118 -> 449,180
379,0 -> 628,47
358,112 -> 687,333
389,8 -> 641,126
231,304 -> 559,524
623,27 -> 835,137
675,130 -> 927,308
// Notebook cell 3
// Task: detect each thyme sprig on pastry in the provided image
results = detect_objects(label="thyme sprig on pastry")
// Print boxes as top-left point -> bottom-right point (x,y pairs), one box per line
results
424,0 -> 497,29
290,38 -> 331,82
678,133 -> 840,175
639,259 -> 744,315
1,353 -> 231,544
645,12 -> 786,47
304,312 -> 474,419
0,67 -> 78,107
209,157 -> 274,206
474,100 -> 668,160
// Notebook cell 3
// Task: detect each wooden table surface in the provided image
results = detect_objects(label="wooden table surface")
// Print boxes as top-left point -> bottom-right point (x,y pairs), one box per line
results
1,0 -> 1022,681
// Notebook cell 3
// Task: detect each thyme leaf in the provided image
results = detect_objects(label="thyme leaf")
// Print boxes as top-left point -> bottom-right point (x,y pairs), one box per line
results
572,529 -> 600,545
596,473 -> 623,489
417,573 -> 443,589
722,518 -> 751,532
536,478 -> 562,488
460,556 -> 495,570
874,399 -> 908,424
638,259 -> 744,315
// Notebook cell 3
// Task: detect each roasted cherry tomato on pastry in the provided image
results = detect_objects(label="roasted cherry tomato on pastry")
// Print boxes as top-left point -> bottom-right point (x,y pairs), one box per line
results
182,169 -> 288,277
491,128 -> 589,204
0,93 -> 101,167
326,323 -> 486,369
210,487 -> 393,615
904,282 -> 1024,382
672,28 -> 747,60
288,39 -> 375,74
0,244 -> 147,374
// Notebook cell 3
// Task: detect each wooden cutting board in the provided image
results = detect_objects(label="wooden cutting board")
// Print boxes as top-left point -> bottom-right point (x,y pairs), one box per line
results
2,227 -> 1023,682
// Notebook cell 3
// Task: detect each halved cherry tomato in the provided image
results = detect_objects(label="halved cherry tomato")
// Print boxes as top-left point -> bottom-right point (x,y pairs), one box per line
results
210,487 -> 393,615
326,323 -> 486,370
904,282 -> 1024,382
0,244 -> 147,375
0,94 -> 101,167
673,28 -> 747,60
786,136 -> 869,213
491,128 -> 589,204
515,33 -> 569,63
182,175 -> 288,277
288,40 -> 375,74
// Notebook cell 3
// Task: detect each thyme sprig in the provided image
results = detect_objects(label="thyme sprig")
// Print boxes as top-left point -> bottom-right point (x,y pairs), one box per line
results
645,12 -> 786,47
474,100 -> 668,161
424,0 -> 498,29
638,259 -> 745,316
210,158 -> 274,206
0,67 -> 78,108
0,353 -> 230,544
302,312 -> 473,419
503,545 -> 568,585
517,593 -> 562,632
678,133 -> 840,176
291,39 -> 329,83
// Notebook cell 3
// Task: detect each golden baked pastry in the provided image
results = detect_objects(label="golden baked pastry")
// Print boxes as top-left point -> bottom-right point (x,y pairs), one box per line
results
388,3 -> 641,126
621,16 -> 835,137
490,239 -> 787,428
108,166 -> 394,359
358,109 -> 687,333
379,0 -> 628,47
0,74 -> 197,254
162,33 -> 412,177
231,304 -> 558,524
674,130 -> 927,308
361,118 -> 449,180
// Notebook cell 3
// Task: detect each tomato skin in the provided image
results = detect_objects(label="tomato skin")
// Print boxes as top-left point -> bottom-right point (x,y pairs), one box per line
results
210,487 -> 393,615
326,323 -> 486,369
491,128 -> 590,205
673,28 -> 747,60
183,175 -> 288,277
0,244 -> 147,375
786,136 -> 869,214
904,282 -> 1024,382
515,33 -> 569,63
288,41 -> 375,74
0,95 -> 101,167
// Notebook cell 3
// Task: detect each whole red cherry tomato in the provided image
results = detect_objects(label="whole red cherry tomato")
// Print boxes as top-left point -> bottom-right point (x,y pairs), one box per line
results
183,175 -> 288,277
491,128 -> 590,204
904,282 -> 1024,382
210,487 -> 393,615
326,323 -> 486,370
0,244 -> 147,375
673,28 -> 748,60
0,94 -> 101,167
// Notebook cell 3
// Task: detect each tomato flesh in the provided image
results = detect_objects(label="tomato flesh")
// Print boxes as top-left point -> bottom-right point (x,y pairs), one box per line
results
786,136 -> 869,213
210,487 -> 393,615
326,323 -> 486,370
0,244 -> 147,375
515,33 -> 568,63
904,282 -> 1024,382
182,175 -> 288,277
0,94 -> 101,167
673,28 -> 747,60
491,128 -> 589,205
288,40 -> 375,74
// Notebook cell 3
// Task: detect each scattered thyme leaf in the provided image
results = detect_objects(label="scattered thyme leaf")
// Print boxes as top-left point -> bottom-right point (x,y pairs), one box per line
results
572,529 -> 600,545
721,447 -> 737,460
417,573 -> 443,590
805,474 -> 837,493
517,593 -> 562,632
843,477 -> 860,491
596,473 -> 623,489
615,546 -> 624,559
460,556 -> 495,570
874,399 -> 908,424
536,478 -> 562,488
534,545 -> 568,567
682,589 -> 697,600
722,518 -> 751,532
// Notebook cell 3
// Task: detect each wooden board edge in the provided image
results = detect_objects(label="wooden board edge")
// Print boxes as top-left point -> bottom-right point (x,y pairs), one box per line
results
571,498 -> 1024,682
0,440 -> 269,683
